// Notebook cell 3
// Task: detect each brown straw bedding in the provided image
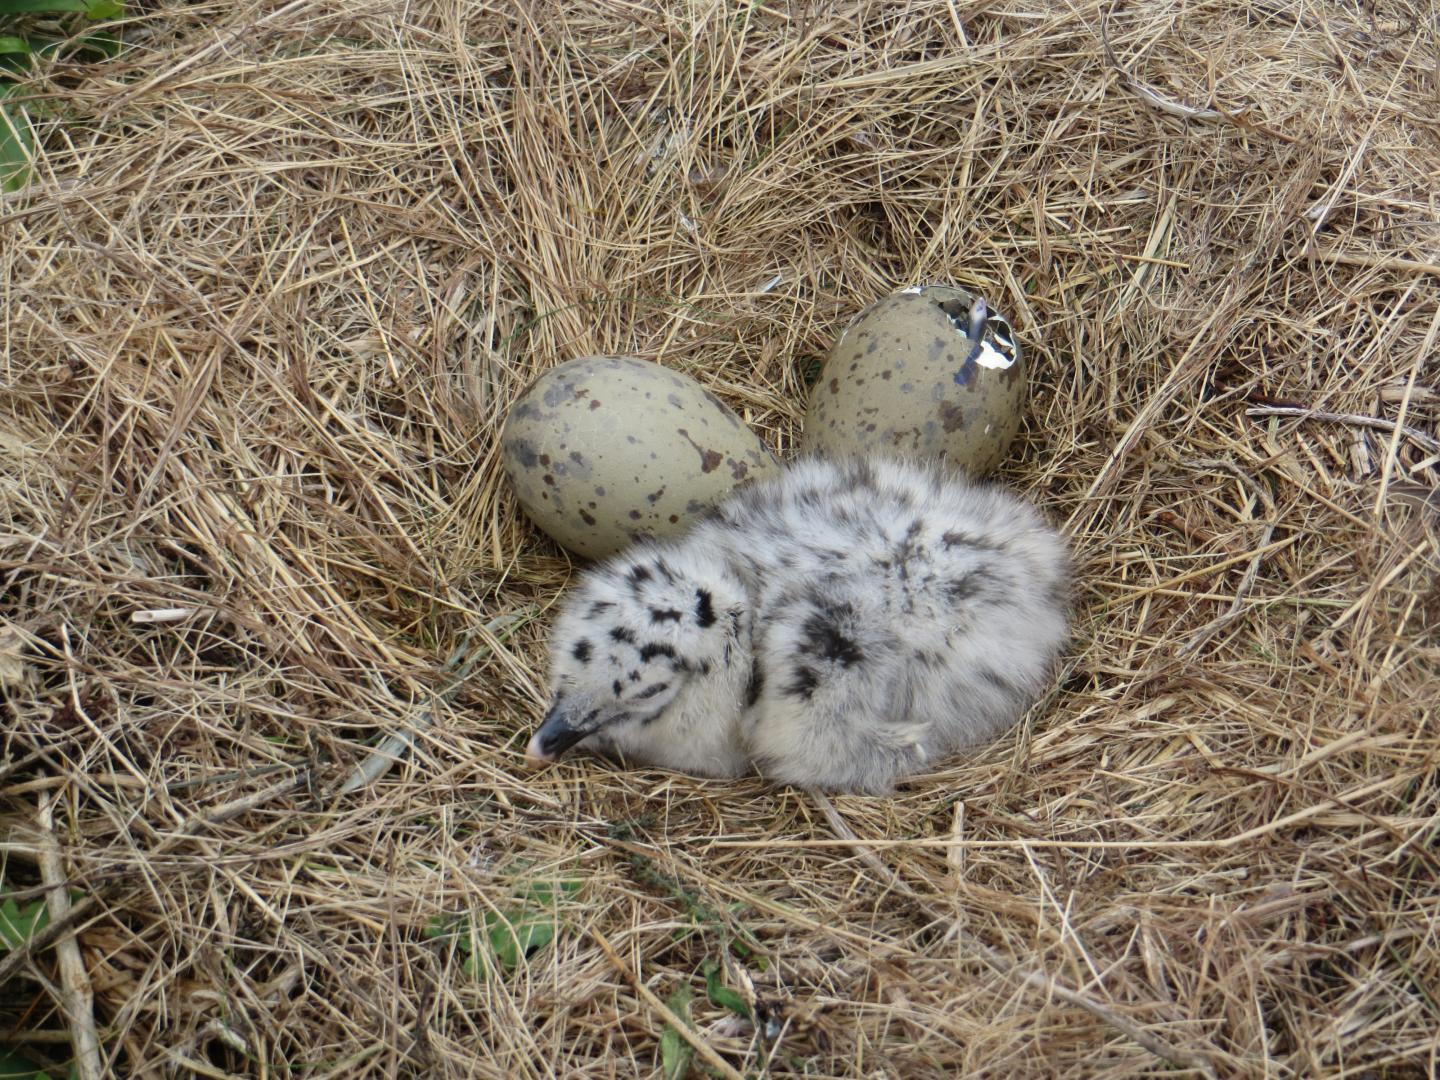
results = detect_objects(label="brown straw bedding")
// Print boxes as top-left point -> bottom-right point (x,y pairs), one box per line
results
1,1 -> 1437,1076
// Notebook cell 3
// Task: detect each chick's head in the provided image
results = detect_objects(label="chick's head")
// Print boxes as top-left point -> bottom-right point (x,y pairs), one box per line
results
529,548 -> 743,763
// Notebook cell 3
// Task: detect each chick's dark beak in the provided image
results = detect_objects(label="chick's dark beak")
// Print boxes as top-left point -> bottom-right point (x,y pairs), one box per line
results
525,702 -> 591,763
966,296 -> 989,342
964,297 -> 989,363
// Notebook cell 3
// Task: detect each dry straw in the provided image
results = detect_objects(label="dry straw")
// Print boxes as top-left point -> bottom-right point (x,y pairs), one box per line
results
2,0 -> 1438,1076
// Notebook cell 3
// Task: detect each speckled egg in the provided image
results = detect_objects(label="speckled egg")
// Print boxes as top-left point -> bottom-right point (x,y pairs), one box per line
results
500,355 -> 778,559
802,285 -> 1025,475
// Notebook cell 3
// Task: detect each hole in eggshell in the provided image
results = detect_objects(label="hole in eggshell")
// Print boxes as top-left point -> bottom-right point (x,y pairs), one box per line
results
934,295 -> 1018,366
935,297 -> 971,327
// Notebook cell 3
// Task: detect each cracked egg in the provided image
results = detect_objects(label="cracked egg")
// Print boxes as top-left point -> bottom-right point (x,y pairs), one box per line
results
500,355 -> 778,559
802,285 -> 1025,475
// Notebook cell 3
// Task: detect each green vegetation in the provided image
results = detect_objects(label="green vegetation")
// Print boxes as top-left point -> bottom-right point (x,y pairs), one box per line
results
0,893 -> 50,950
424,876 -> 581,980
0,0 -> 123,190
0,893 -> 72,1079
701,959 -> 750,1021
658,984 -> 693,1080
0,1048 -> 66,1080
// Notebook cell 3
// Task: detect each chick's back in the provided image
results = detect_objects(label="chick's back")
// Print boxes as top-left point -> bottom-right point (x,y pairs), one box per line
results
694,456 -> 1070,792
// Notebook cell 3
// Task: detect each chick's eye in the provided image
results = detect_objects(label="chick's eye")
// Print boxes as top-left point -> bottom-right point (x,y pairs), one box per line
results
634,682 -> 669,701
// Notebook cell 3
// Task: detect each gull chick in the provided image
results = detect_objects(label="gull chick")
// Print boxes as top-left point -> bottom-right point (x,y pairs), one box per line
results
526,456 -> 1070,793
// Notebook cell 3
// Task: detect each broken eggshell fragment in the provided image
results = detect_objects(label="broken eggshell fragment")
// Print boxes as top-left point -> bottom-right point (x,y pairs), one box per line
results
500,355 -> 778,559
801,285 -> 1025,475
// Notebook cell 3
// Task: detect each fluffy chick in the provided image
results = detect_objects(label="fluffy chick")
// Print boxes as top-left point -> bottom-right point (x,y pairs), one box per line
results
527,456 -> 1070,793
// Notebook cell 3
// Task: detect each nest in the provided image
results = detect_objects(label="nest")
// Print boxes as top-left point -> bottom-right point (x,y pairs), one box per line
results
2,0 -> 1437,1076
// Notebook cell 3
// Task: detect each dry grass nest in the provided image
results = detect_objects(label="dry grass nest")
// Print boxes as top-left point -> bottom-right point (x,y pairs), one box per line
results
2,1 -> 1439,1077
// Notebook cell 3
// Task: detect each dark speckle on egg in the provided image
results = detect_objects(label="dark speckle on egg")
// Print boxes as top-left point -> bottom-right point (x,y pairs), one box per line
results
954,353 -> 978,388
702,389 -> 742,426
939,400 -> 966,432
675,428 -> 724,473
508,438 -> 540,468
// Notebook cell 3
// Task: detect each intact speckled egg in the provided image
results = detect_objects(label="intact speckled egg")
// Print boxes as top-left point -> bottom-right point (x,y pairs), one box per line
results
802,285 -> 1025,475
501,355 -> 778,559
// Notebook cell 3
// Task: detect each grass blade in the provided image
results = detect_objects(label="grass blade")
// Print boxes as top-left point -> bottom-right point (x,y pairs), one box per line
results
0,0 -> 89,13
0,87 -> 33,192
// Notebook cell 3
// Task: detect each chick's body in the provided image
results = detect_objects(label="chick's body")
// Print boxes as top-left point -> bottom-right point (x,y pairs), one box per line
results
530,456 -> 1070,793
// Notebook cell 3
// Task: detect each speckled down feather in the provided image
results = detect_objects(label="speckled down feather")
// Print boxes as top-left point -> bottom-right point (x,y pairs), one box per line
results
527,456 -> 1071,793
